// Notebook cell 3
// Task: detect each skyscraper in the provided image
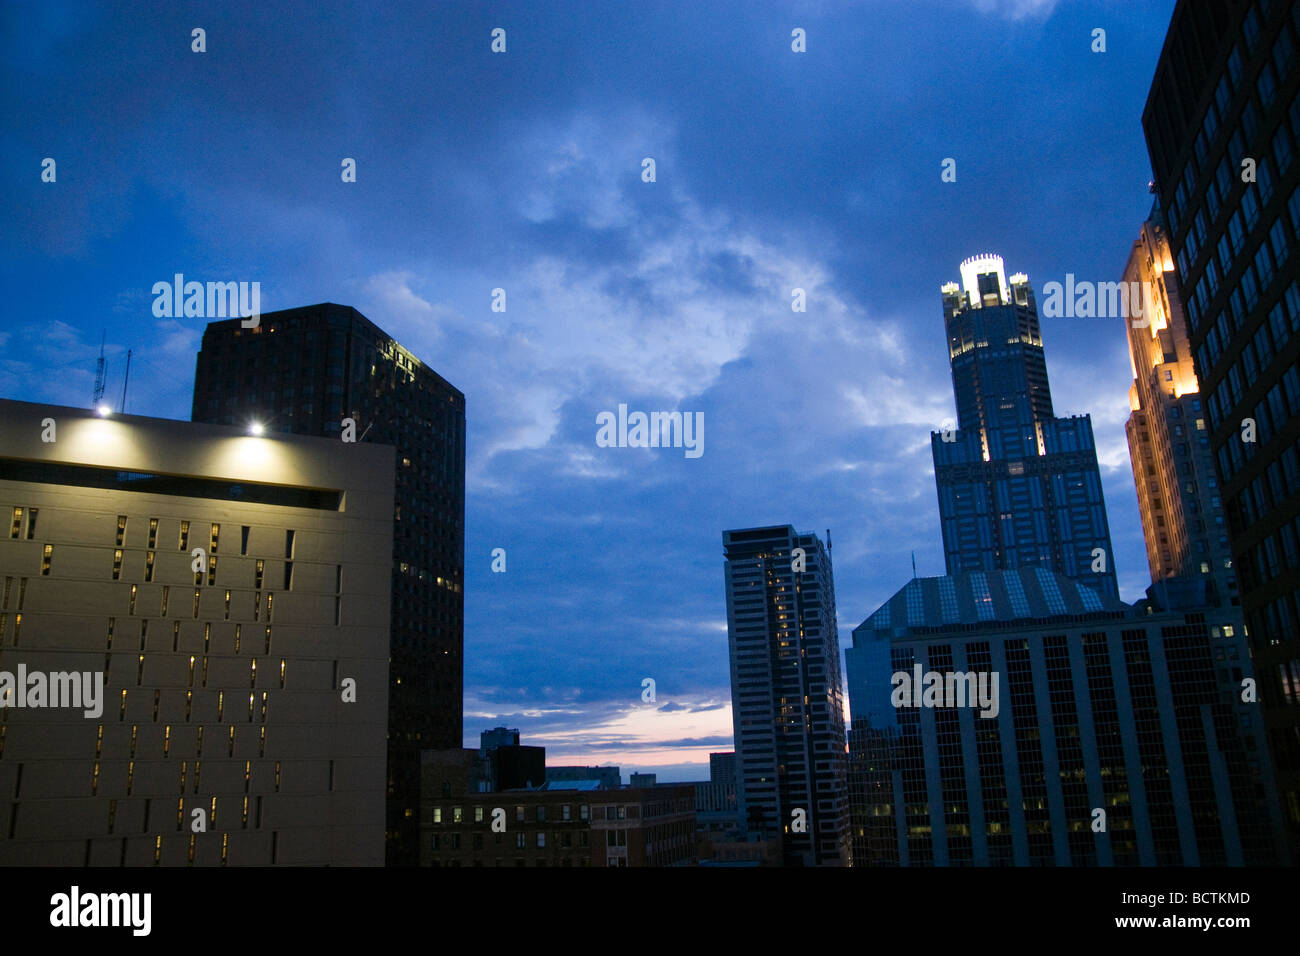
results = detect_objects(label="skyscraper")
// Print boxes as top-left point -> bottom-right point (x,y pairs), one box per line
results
932,255 -> 1119,599
0,400 -> 394,865
1142,0 -> 1300,854
1122,210 -> 1238,607
845,568 -> 1281,866
722,525 -> 848,866
192,303 -> 466,866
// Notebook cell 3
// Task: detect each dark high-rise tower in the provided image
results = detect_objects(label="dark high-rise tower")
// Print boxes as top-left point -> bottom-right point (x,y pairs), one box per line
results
932,255 -> 1119,600
1142,0 -> 1300,857
722,525 -> 848,866
192,303 -> 466,866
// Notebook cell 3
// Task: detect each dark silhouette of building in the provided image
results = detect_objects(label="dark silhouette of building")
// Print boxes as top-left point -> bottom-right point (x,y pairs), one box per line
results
1142,0 -> 1300,857
191,302 -> 465,866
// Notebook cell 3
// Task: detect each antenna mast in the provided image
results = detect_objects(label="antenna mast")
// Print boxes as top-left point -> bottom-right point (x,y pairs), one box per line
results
119,349 -> 132,414
92,332 -> 107,407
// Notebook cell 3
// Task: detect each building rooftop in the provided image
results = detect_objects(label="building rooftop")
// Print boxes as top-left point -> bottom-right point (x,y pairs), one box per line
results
855,567 -> 1130,637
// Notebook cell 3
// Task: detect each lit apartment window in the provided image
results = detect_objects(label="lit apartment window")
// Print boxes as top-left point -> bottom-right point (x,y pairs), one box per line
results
217,691 -> 224,721
210,523 -> 220,554
178,521 -> 189,550
153,835 -> 161,865
136,654 -> 145,685
259,727 -> 266,757
260,693 -> 268,723
228,726 -> 235,756
185,690 -> 192,721
433,807 -> 442,824
127,760 -> 135,795
250,658 -> 257,688
221,834 -> 228,865
91,760 -> 100,795
147,518 -> 158,549
475,807 -> 484,823
119,690 -> 127,722
144,550 -> 155,582
10,508 -> 22,539
129,584 -> 137,614
41,544 -> 52,576
188,656 -> 196,687
163,725 -> 171,757
207,555 -> 218,586
248,693 -> 255,722
255,559 -> 264,590
115,515 -> 127,547
192,588 -> 200,618
112,549 -> 123,580
266,592 -> 273,621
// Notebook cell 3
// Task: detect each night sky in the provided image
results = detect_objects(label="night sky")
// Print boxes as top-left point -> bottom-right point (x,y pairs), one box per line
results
3,0 -> 1178,779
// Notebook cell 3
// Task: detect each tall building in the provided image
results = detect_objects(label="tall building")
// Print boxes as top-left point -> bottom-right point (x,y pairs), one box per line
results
709,751 -> 736,785
192,302 -> 466,866
1122,210 -> 1238,607
845,568 -> 1282,866
1142,0 -> 1300,853
932,255 -> 1119,599
0,400 -> 394,865
722,525 -> 848,866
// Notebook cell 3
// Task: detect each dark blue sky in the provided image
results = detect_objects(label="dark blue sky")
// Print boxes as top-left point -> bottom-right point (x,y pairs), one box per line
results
3,0 -> 1177,779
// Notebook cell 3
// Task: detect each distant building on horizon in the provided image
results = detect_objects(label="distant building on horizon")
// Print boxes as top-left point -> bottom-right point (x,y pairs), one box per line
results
546,765 -> 621,789
709,751 -> 736,785
1142,0 -> 1300,859
845,567 -> 1282,866
191,302 -> 466,867
420,749 -> 695,866
723,525 -> 849,866
0,399 -> 394,865
933,255 -> 1119,600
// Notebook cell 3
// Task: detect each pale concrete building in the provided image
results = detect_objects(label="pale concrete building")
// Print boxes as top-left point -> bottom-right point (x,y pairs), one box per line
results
0,399 -> 393,865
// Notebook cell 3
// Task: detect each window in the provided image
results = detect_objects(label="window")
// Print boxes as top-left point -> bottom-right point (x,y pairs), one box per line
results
112,549 -> 123,580
9,507 -> 21,539
285,530 -> 295,559
41,544 -> 52,575
25,509 -> 36,540
178,520 -> 189,550
116,515 -> 127,547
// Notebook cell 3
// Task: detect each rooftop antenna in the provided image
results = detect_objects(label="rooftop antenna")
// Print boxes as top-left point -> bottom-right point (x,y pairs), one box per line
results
119,349 -> 132,414
912,551 -> 918,579
826,528 -> 832,553
92,332 -> 107,407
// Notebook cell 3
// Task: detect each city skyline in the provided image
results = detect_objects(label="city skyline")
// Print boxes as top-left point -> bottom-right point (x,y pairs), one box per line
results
4,0 -> 1182,781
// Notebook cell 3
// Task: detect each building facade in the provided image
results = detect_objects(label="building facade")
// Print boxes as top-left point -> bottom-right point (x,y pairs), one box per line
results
844,567 -> 1281,866
933,255 -> 1119,600
420,751 -> 695,867
1122,210 -> 1239,608
0,400 -> 393,865
191,302 -> 465,866
1143,0 -> 1300,856
723,525 -> 848,866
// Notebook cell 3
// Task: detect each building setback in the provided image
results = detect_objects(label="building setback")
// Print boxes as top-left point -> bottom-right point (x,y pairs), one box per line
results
933,255 -> 1119,600
1142,0 -> 1300,858
191,303 -> 465,866
0,400 -> 393,865
723,525 -> 848,866
845,567 -> 1281,866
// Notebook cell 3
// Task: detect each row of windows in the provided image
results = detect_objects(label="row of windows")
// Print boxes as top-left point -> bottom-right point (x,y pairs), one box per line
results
1199,271 -> 1297,403
430,804 -> 592,824
113,517 -> 294,560
1240,509 -> 1300,592
1217,365 -> 1300,489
